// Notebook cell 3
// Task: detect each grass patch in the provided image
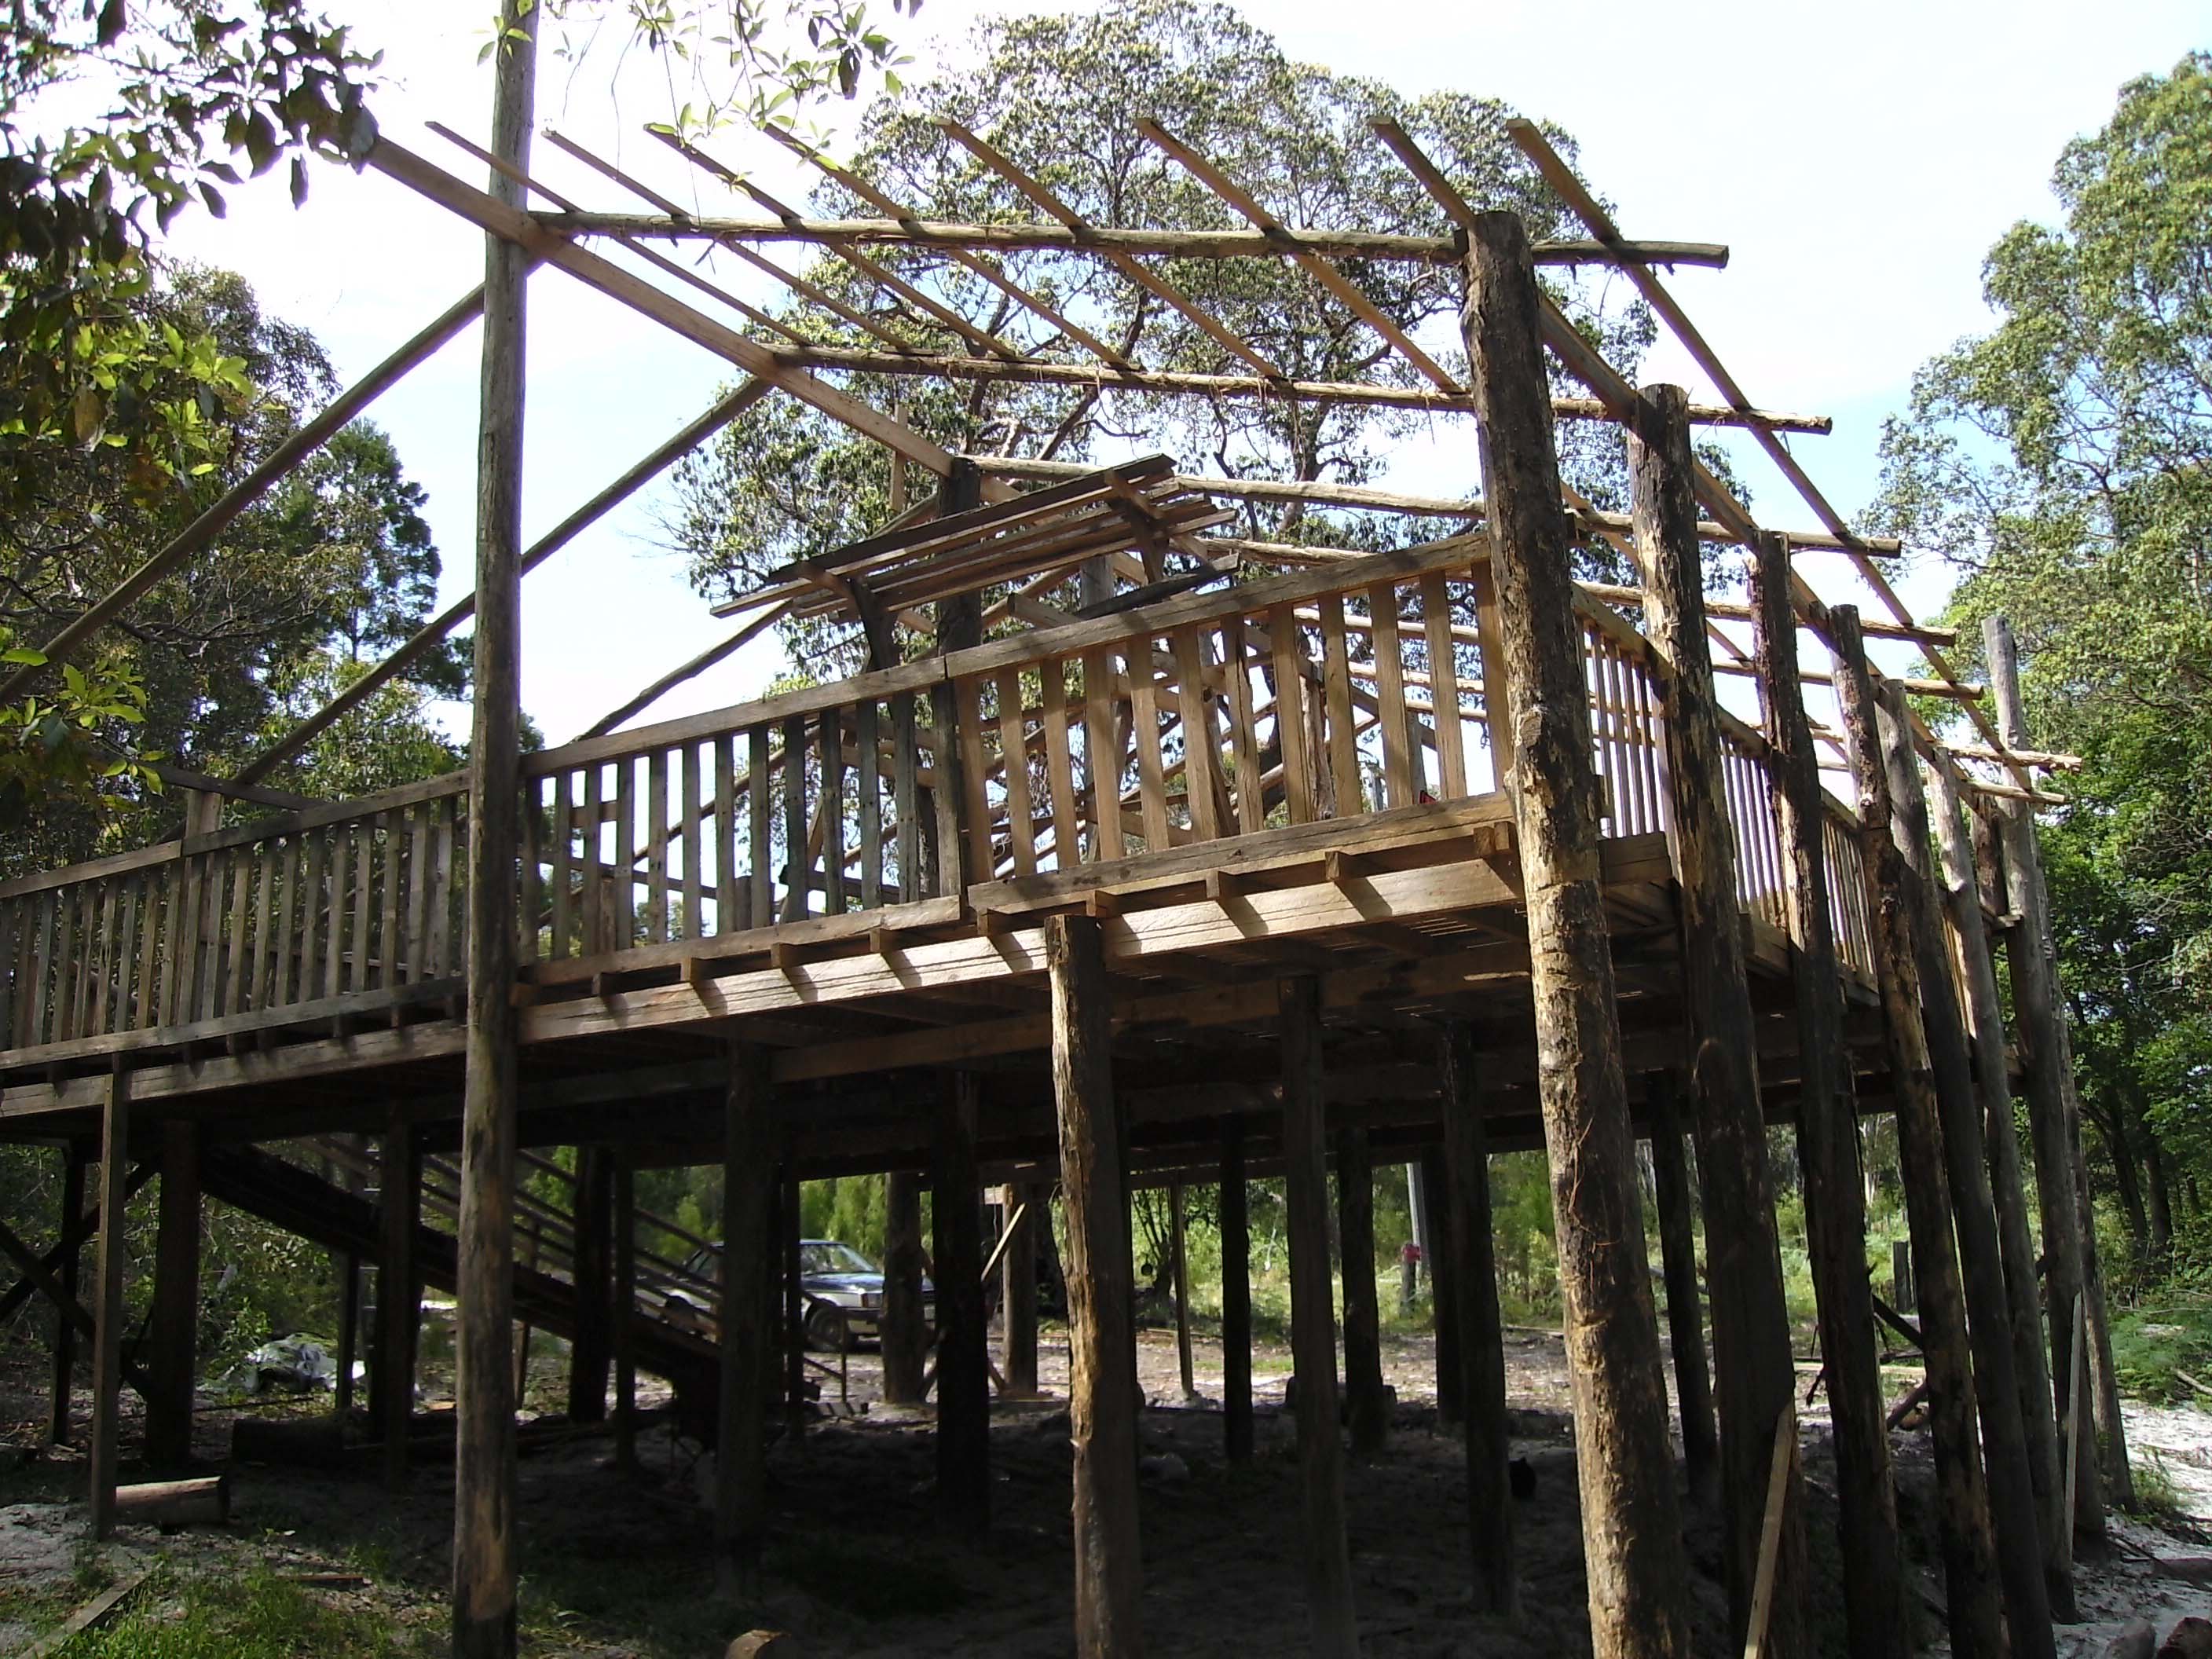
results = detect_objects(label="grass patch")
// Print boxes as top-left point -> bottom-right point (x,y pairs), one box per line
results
2111,1299 -> 2212,1404
2128,1449 -> 2192,1525
57,1562 -> 435,1658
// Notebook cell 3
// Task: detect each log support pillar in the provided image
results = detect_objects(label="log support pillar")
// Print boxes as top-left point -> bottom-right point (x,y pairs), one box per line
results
566,1148 -> 613,1424
87,1071 -> 129,1540
1002,1179 -> 1041,1398
1220,1119 -> 1253,1464
934,1071 -> 991,1534
881,1170 -> 927,1406
145,1119 -> 203,1471
379,1111 -> 422,1492
613,1157 -> 638,1470
1169,1181 -> 1196,1402
1047,914 -> 1144,1657
1829,607 -> 2005,1654
1280,976 -> 1359,1657
716,1041 -> 776,1598
1461,208 -> 1689,1657
49,1145 -> 86,1447
1335,1127 -> 1388,1456
1422,1148 -> 1462,1426
1646,1072 -> 1718,1503
1437,1020 -> 1515,1617
1748,534 -> 1910,1659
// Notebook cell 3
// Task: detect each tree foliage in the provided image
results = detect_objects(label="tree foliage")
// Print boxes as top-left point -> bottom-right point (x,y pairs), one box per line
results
666,0 -> 1665,676
1872,52 -> 2211,1273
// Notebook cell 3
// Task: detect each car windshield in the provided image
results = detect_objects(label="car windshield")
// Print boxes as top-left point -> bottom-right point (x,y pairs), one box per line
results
800,1241 -> 876,1276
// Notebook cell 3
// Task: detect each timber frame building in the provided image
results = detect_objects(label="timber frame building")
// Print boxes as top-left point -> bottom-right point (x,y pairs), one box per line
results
0,31 -> 2119,1659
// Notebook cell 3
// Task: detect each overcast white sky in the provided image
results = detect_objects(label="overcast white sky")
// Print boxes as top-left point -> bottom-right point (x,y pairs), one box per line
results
158,0 -> 2207,745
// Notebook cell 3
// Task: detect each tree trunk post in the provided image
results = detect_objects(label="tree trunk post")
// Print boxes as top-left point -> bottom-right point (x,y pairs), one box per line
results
145,1119 -> 203,1471
1984,613 -> 2129,1518
1423,1148 -> 1463,1426
1631,381 -> 1808,1652
1002,1179 -> 1041,1399
380,1111 -> 421,1492
452,9 -> 534,1651
716,1041 -> 775,1598
1280,976 -> 1360,1658
566,1148 -> 613,1424
1746,534 -> 1912,1659
1460,209 -> 1690,1659
1046,914 -> 1144,1658
613,1156 -> 638,1471
881,1170 -> 928,1406
335,1252 -> 361,1423
1646,1072 -> 1718,1504
1169,1180 -> 1196,1401
1937,763 -> 2071,1604
1221,1119 -> 1254,1464
1871,671 -> 2057,1657
935,1071 -> 991,1534
1437,1019 -> 1517,1617
49,1145 -> 86,1446
1829,607 -> 2005,1654
1336,1127 -> 1388,1456
87,1070 -> 128,1540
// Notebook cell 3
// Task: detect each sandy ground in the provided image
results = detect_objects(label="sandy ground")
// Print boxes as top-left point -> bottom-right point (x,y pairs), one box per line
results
4,1322 -> 2212,1656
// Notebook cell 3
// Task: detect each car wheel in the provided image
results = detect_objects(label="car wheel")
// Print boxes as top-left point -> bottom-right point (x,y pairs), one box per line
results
804,1303 -> 851,1353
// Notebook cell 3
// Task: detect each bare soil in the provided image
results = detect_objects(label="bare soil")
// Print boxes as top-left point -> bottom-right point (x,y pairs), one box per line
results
4,1322 -> 2211,1656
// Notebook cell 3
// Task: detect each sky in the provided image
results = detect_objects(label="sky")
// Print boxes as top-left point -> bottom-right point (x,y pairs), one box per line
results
153,0 -> 2208,746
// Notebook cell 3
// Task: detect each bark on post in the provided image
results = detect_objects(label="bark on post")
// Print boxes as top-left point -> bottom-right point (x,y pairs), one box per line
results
1220,1119 -> 1254,1464
881,1170 -> 928,1406
1046,914 -> 1144,1658
49,1146 -> 85,1446
1422,1148 -> 1463,1426
566,1148 -> 613,1424
1829,607 -> 2004,1655
1169,1180 -> 1196,1401
1461,209 -> 1690,1659
1280,976 -> 1360,1658
1745,535 -> 1911,1659
452,8 -> 534,1650
1646,1073 -> 1718,1504
934,1071 -> 991,1534
87,1070 -> 128,1540
380,1111 -> 421,1492
1872,674 -> 2056,1657
1631,382 -> 1807,1653
1335,1127 -> 1389,1456
1002,1179 -> 1041,1398
1437,1020 -> 1516,1617
613,1157 -> 638,1471
146,1120 -> 203,1470
1934,759 -> 2070,1609
1985,613 -> 2129,1518
716,1041 -> 775,1598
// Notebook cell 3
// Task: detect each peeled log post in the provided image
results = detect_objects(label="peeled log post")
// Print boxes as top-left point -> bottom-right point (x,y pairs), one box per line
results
1046,914 -> 1144,1659
613,1158 -> 639,1470
1874,679 -> 2056,1657
1279,976 -> 1360,1658
379,1114 -> 421,1492
1461,208 -> 1690,1659
716,1041 -> 776,1598
1336,1127 -> 1389,1456
49,1148 -> 84,1447
1984,613 -> 2129,1518
1630,382 -> 1806,1655
1646,1072 -> 1719,1504
934,1071 -> 991,1534
452,10 -> 534,1654
1170,1181 -> 1196,1402
146,1121 -> 203,1470
881,1171 -> 927,1405
1745,537 -> 1910,1659
1437,1020 -> 1517,1617
1422,1148 -> 1463,1426
1932,756 -> 2073,1615
114,1476 -> 229,1529
1221,1119 -> 1254,1465
1002,1178 -> 1041,1399
88,1071 -> 128,1541
566,1148 -> 613,1424
1829,607 -> 2004,1654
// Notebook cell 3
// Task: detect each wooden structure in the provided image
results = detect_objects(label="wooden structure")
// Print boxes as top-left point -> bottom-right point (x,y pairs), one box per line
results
0,57 -> 2109,1659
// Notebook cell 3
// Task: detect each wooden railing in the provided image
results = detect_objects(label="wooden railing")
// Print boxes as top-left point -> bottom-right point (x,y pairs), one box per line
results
0,537 -> 1868,1065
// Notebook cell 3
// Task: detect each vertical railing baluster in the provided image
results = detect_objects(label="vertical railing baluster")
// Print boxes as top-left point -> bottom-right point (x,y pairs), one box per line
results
749,726 -> 772,925
713,733 -> 738,936
820,709 -> 847,914
857,701 -> 884,906
682,739 -> 704,941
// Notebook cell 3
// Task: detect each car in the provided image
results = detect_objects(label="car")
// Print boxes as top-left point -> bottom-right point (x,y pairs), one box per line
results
657,1239 -> 935,1353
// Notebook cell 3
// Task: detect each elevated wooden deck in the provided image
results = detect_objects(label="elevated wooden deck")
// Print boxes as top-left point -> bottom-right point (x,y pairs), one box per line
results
0,540 -> 1878,1149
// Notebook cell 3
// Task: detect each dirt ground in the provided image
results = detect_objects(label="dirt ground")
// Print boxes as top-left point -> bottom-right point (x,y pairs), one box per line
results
5,1320 -> 2212,1657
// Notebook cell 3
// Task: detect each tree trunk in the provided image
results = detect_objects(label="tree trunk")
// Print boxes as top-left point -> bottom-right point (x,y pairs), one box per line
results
1460,211 -> 1689,1659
